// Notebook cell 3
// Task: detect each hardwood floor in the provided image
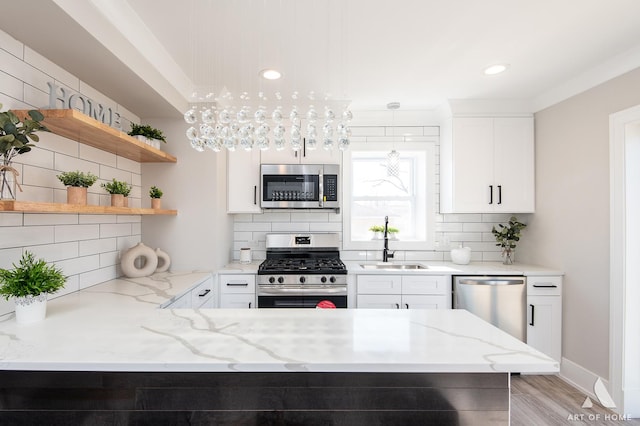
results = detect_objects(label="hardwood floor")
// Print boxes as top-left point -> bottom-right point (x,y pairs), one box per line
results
511,375 -> 639,425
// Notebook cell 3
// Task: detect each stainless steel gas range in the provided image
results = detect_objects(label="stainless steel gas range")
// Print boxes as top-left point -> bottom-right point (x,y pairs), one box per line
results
257,233 -> 347,308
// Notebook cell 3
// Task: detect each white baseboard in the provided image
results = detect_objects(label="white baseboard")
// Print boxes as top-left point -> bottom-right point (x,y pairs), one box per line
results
559,357 -> 607,401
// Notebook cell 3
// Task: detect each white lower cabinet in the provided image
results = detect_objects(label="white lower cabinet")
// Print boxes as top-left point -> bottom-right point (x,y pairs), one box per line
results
357,275 -> 449,309
163,275 -> 214,309
219,274 -> 256,308
526,276 -> 562,362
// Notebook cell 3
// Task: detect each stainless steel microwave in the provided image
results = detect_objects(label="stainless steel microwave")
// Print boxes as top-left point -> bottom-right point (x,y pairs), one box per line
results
260,164 -> 340,210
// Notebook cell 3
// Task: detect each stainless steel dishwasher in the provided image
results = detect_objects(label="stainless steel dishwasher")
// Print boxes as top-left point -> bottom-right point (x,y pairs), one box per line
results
453,276 -> 526,341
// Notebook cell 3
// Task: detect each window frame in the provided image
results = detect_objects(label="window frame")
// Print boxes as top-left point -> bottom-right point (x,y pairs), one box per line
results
342,140 -> 436,251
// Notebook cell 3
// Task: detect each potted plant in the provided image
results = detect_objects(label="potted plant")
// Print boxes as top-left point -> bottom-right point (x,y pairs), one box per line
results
56,170 -> 98,205
0,251 -> 66,324
149,185 -> 163,209
127,123 -> 166,150
101,178 -> 132,207
492,216 -> 527,265
0,105 -> 48,199
369,225 -> 384,240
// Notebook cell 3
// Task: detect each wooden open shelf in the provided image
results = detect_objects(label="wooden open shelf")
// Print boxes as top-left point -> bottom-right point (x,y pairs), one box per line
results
0,201 -> 177,215
13,109 -> 177,163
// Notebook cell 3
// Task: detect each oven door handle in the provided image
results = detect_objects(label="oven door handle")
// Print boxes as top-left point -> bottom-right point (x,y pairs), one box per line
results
258,286 -> 347,296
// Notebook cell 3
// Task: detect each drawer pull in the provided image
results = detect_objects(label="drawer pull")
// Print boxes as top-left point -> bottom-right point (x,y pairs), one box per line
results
249,302 -> 252,308
405,303 -> 409,309
395,303 -> 400,309
227,282 -> 249,287
533,283 -> 558,288
198,289 -> 211,297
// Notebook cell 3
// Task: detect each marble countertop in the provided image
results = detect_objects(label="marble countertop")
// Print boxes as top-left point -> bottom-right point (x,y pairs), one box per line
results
219,261 -> 563,276
0,271 -> 558,373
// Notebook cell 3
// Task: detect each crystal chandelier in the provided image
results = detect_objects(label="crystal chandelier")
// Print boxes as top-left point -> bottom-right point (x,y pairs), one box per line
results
184,93 -> 353,153
386,102 -> 400,176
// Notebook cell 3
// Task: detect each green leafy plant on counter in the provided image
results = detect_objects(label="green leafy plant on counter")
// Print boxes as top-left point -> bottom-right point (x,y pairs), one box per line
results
492,216 -> 527,249
56,170 -> 98,188
0,251 -> 66,299
127,123 -> 166,142
101,178 -> 132,196
149,186 -> 163,199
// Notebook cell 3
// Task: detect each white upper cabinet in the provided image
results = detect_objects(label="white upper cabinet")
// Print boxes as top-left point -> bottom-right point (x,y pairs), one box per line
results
227,149 -> 261,213
260,139 -> 342,164
440,116 -> 534,213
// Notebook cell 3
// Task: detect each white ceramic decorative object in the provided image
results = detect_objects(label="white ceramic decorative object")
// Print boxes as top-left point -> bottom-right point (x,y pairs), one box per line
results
121,243 -> 158,278
239,248 -> 252,264
14,294 -> 47,324
450,246 -> 471,265
155,248 -> 171,273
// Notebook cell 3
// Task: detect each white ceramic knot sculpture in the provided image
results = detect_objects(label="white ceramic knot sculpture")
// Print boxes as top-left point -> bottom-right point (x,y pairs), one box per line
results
450,245 -> 471,265
120,243 -> 172,278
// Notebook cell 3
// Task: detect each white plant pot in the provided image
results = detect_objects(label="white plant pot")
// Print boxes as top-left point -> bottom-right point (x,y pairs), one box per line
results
14,294 -> 48,324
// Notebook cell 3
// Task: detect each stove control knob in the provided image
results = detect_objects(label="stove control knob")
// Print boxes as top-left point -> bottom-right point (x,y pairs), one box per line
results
278,276 -> 285,284
299,276 -> 306,284
269,277 -> 276,284
329,276 -> 337,283
320,276 -> 327,283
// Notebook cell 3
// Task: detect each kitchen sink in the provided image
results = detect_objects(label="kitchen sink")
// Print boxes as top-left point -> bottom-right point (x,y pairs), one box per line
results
360,263 -> 427,270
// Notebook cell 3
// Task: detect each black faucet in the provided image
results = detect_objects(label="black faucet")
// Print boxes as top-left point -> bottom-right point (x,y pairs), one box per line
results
383,215 -> 395,262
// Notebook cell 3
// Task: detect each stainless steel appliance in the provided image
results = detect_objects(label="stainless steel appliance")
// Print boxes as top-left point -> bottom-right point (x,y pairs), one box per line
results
260,164 -> 340,210
257,233 -> 347,308
453,276 -> 526,341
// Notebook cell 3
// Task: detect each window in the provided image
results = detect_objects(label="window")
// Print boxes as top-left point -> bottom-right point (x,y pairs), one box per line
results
343,141 -> 436,250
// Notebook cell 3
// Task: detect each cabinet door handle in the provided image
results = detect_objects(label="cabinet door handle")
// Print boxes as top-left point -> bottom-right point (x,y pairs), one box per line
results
249,302 -> 252,308
489,185 -> 493,204
395,303 -> 400,309
405,303 -> 409,309
226,282 -> 249,287
533,283 -> 558,288
198,289 -> 211,297
303,137 -> 306,157
529,304 -> 535,326
254,185 -> 257,205
497,185 -> 502,205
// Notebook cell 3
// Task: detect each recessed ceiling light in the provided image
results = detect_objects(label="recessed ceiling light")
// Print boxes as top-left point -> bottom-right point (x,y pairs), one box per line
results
260,69 -> 282,80
483,64 -> 509,75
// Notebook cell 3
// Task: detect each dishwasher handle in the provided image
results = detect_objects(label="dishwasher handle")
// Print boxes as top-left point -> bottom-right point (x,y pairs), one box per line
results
458,278 -> 525,286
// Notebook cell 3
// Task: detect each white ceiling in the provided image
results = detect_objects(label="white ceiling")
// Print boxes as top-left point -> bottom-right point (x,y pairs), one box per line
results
2,0 -> 640,118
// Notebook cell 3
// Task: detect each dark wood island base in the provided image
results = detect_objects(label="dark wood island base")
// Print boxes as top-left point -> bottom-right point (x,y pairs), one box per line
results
0,370 -> 509,425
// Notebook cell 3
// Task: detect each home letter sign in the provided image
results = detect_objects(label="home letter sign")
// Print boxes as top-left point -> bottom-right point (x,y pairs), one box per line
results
47,82 -> 122,129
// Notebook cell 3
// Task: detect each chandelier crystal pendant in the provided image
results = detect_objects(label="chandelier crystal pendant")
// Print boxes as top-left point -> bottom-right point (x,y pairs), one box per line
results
183,93 -> 353,154
386,101 -> 401,176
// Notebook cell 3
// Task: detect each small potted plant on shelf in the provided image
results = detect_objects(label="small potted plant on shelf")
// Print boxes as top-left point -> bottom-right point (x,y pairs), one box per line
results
0,104 -> 49,200
492,216 -> 527,265
0,251 -> 66,324
149,186 -> 163,209
101,178 -> 132,207
369,225 -> 384,240
56,170 -> 98,205
127,123 -> 166,150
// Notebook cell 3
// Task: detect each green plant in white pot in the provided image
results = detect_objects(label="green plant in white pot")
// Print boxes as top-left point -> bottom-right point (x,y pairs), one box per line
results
0,251 -> 66,324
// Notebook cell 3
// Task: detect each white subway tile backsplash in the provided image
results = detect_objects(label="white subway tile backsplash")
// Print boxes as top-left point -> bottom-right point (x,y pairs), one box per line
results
116,156 -> 141,174
100,251 -> 119,267
234,231 -> 253,241
19,185 -> 54,203
116,215 -> 142,224
0,213 -> 22,227
79,144 -> 117,168
0,48 -> 49,92
39,133 -> 79,158
99,165 -> 132,183
253,212 -> 291,222
234,222 -> 271,232
17,145 -> 54,169
56,255 -> 100,276
55,153 -> 99,176
116,235 -> 141,252
0,248 -> 23,268
100,223 -> 132,238
23,83 -> 48,109
79,215 -> 117,225
21,165 -> 61,188
290,212 -> 330,222
462,222 -> 494,233
79,238 -> 117,256
131,222 -> 141,235
24,213 -> 78,226
0,70 -> 23,100
24,47 -> 78,91
27,242 -> 78,262
54,275 -> 80,298
55,224 -> 100,242
309,222 -> 342,232
0,226 -> 54,249
271,222 -> 310,233
79,266 -> 118,290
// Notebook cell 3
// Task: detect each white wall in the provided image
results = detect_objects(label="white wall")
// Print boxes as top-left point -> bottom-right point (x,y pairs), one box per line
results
0,29 -> 143,316
141,118 -> 232,272
519,67 -> 640,380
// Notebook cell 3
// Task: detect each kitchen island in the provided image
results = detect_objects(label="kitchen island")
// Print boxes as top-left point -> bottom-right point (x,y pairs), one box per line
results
0,272 -> 558,425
